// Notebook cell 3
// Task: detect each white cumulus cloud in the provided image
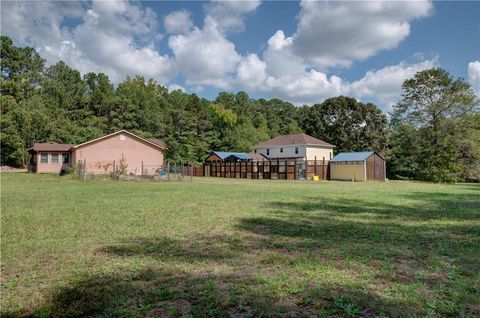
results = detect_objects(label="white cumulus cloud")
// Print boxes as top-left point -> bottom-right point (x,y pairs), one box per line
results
1,0 -> 176,84
204,0 -> 261,31
233,55 -> 436,108
168,16 -> 241,88
271,0 -> 432,69
468,61 -> 480,95
164,10 -> 193,34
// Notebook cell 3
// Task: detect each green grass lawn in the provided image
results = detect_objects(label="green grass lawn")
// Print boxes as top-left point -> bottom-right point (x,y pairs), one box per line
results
1,174 -> 479,317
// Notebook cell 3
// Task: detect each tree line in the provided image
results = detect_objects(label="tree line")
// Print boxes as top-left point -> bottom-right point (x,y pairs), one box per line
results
1,36 -> 479,182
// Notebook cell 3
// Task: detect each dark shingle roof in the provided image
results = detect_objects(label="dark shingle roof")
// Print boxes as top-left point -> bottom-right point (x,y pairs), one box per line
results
147,138 -> 167,148
331,152 -> 375,162
253,133 -> 334,148
29,143 -> 73,152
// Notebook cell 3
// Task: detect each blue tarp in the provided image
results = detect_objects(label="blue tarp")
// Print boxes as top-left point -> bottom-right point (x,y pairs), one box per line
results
210,151 -> 251,161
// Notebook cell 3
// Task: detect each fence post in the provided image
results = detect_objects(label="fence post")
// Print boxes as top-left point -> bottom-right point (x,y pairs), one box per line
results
141,161 -> 144,180
322,157 -> 325,180
167,162 -> 170,181
83,159 -> 86,181
251,160 -> 253,179
191,162 -> 193,181
265,159 -> 268,179
314,156 -> 317,178
113,160 -> 116,174
294,159 -> 297,180
276,158 -> 279,180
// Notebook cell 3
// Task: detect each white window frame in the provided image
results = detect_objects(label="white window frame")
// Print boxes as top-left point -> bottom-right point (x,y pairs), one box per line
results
40,153 -> 48,164
51,153 -> 59,164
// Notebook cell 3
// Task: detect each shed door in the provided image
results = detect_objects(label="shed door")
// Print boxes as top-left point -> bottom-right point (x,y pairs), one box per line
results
374,156 -> 385,181
366,158 -> 375,180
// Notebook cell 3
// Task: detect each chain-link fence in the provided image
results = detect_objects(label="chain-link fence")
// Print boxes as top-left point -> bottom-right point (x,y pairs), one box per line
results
75,160 -> 195,182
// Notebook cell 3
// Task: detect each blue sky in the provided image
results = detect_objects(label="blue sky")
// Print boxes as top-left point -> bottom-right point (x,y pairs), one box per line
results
1,1 -> 479,111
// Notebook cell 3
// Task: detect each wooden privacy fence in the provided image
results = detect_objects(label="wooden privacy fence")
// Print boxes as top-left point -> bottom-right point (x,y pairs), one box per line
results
202,159 -> 330,180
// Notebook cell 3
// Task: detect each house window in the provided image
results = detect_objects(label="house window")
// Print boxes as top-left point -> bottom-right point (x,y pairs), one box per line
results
120,134 -> 126,141
40,153 -> 48,164
280,148 -> 283,153
254,149 -> 257,154
51,153 -> 59,164
295,147 -> 299,154
267,149 -> 270,156
63,153 -> 70,164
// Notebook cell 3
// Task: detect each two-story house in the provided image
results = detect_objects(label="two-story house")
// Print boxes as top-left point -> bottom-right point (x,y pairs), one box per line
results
251,133 -> 335,161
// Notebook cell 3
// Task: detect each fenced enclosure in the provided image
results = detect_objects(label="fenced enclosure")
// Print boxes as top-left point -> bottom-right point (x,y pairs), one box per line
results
74,159 -> 195,182
73,158 -> 330,182
203,159 -> 330,181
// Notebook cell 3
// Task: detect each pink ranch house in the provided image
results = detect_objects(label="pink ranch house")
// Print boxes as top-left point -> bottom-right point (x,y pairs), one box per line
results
28,130 -> 167,175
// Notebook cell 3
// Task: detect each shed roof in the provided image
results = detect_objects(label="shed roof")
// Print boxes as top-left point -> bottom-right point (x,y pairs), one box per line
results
253,133 -> 334,148
247,152 -> 268,161
331,152 -> 375,162
210,151 -> 250,160
29,143 -> 74,152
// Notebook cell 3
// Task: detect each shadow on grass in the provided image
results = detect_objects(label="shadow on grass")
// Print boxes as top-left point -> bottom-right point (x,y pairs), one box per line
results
6,190 -> 479,318
266,191 -> 480,221
99,235 -> 242,263
6,266 -> 407,318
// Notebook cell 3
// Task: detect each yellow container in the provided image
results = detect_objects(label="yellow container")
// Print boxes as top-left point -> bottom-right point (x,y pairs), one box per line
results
313,176 -> 319,181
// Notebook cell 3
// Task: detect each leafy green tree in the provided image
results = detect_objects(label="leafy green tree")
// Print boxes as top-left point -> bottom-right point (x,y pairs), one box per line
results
112,76 -> 167,133
258,98 -> 302,136
390,68 -> 479,182
452,114 -> 480,182
0,96 -> 52,166
0,36 -> 44,101
300,96 -> 388,154
84,72 -> 115,120
208,102 -> 237,150
42,61 -> 87,119
224,117 -> 270,152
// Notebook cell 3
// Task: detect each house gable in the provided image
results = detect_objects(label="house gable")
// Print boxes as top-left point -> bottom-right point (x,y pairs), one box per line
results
74,130 -> 166,151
